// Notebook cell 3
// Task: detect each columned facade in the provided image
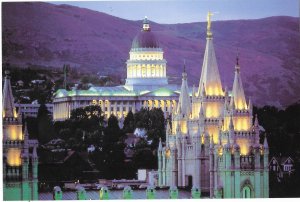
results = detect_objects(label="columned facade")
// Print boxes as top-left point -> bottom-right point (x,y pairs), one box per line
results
53,17 -> 181,122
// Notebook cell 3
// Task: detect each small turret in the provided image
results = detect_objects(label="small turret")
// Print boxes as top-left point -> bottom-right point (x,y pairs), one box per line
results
248,98 -> 252,111
3,70 -> 18,119
22,122 -> 29,158
199,102 -> 205,119
254,114 -> 259,127
166,120 -> 171,135
263,135 -> 269,150
224,134 -> 231,151
176,61 -> 191,117
231,53 -> 247,110
209,135 -> 214,149
158,138 -> 163,151
32,146 -> 38,160
229,115 -> 234,131
192,85 -> 196,98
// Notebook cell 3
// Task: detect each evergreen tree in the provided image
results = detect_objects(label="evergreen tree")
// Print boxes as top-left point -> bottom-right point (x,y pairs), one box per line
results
102,114 -> 126,179
37,103 -> 55,144
123,110 -> 134,133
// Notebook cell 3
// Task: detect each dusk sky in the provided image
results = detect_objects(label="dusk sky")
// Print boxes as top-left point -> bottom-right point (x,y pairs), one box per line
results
51,0 -> 299,23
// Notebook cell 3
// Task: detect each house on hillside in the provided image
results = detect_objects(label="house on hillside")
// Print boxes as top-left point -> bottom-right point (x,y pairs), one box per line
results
269,156 -> 295,179
39,149 -> 100,183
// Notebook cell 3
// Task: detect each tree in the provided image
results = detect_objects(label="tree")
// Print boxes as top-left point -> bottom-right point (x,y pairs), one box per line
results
123,111 -> 134,133
70,105 -> 105,132
101,114 -> 126,179
37,103 -> 55,144
132,139 -> 157,169
134,107 -> 166,149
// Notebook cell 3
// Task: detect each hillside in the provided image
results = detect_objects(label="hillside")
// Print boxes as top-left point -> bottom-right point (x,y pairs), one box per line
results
2,2 -> 300,107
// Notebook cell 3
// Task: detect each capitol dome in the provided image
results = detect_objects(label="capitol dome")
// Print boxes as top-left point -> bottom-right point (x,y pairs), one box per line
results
131,17 -> 160,49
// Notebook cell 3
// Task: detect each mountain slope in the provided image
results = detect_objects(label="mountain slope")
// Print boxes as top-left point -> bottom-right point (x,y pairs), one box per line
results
2,2 -> 300,107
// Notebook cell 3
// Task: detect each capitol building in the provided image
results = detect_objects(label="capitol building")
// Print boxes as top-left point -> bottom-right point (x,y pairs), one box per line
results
53,17 -> 181,121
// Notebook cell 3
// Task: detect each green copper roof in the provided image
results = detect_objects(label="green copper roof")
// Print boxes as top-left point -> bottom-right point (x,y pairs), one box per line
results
54,85 -> 185,99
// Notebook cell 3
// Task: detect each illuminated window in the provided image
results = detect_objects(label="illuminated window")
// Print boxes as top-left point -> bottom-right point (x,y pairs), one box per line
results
165,149 -> 171,158
7,148 -> 21,166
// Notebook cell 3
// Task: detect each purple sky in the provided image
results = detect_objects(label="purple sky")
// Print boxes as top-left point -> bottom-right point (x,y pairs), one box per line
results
51,0 -> 299,23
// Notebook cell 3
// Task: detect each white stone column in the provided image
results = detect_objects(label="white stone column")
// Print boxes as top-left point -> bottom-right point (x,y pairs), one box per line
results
107,101 -> 111,117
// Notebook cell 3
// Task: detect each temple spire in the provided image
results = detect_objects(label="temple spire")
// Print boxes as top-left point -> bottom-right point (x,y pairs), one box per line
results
231,54 -> 247,110
3,70 -> 17,118
177,62 -> 191,117
198,12 -> 223,97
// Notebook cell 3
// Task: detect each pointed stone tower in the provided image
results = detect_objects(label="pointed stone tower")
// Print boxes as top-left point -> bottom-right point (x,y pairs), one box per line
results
3,70 -> 39,200
230,54 -> 247,110
197,11 -> 223,97
176,62 -> 191,118
194,11 -> 225,144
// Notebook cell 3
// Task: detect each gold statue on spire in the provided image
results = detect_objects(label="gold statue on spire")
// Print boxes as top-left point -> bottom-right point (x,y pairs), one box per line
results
207,11 -> 213,38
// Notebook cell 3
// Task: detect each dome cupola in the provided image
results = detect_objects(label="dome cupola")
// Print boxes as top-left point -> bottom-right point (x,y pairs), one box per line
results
131,17 -> 160,49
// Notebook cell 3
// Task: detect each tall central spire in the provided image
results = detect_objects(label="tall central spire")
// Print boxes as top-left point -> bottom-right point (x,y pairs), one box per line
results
198,12 -> 223,97
177,61 -> 191,117
3,70 -> 17,118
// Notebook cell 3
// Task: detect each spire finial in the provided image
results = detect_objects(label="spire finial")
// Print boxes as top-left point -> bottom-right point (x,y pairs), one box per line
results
182,59 -> 187,80
207,11 -> 213,38
143,16 -> 150,31
236,48 -> 240,66
5,70 -> 10,77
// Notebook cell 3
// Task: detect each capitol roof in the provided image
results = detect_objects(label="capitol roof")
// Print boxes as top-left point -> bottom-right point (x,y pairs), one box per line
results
131,17 -> 160,49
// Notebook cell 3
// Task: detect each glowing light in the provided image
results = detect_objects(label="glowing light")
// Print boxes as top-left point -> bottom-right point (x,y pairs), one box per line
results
180,121 -> 188,134
223,116 -> 230,131
237,139 -> 250,155
235,99 -> 248,110
165,149 -> 171,158
201,135 -> 205,144
5,125 -> 23,141
218,147 -> 223,156
153,88 -> 173,96
205,102 -> 220,118
207,125 -> 219,144
206,84 -> 223,96
234,117 -> 250,131
7,148 -> 21,166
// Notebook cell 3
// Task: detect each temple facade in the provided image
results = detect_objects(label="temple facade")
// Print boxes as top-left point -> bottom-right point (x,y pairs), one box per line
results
157,12 -> 269,198
53,17 -> 181,122
3,71 -> 39,200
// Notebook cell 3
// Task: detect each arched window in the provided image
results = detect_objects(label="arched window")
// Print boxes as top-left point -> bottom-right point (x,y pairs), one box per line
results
242,186 -> 251,198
